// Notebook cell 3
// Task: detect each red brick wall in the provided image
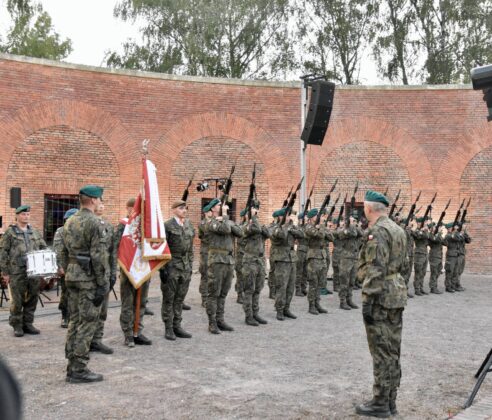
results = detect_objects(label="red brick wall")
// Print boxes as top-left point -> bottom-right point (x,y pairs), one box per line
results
0,55 -> 490,273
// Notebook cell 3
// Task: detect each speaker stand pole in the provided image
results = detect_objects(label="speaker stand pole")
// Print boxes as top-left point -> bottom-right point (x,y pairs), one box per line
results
300,79 -> 308,213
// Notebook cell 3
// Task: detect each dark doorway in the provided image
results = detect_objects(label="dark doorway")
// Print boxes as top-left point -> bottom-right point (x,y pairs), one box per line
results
44,194 -> 79,245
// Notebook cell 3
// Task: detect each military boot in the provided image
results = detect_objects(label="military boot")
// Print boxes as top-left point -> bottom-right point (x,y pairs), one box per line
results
67,369 -> 104,384
245,316 -> 259,326
144,307 -> 155,315
414,289 -> 423,296
407,290 -> 414,298
339,297 -> 351,310
13,326 -> 24,337
236,294 -> 244,304
315,303 -> 328,314
430,288 -> 443,294
346,296 -> 359,309
445,287 -> 455,293
308,303 -> 319,315
61,316 -> 69,328
253,313 -> 268,325
90,341 -> 114,354
134,334 -> 152,345
23,324 -> 40,335
165,325 -> 176,341
174,326 -> 192,338
455,285 -> 465,292
355,399 -> 391,418
124,336 -> 135,348
283,308 -> 297,319
420,289 -> 429,295
182,303 -> 191,310
276,310 -> 285,321
208,320 -> 221,334
217,320 -> 234,331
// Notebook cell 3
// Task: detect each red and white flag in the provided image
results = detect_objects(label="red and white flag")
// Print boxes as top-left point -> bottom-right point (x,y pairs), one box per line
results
118,158 -> 171,288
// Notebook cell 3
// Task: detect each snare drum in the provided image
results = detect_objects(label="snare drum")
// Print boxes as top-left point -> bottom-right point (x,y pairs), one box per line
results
26,250 -> 58,278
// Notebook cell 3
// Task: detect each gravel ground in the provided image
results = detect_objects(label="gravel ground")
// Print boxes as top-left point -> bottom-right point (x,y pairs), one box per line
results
0,272 -> 491,420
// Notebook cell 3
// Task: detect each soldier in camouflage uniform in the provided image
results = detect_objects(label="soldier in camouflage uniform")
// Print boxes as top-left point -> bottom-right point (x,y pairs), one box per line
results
295,212 -> 308,297
0,205 -> 47,337
160,200 -> 195,340
54,208 -> 78,328
412,217 -> 430,295
400,219 -> 415,298
337,214 -> 361,311
427,223 -> 444,294
267,217 -> 278,299
60,185 -> 109,383
117,198 -> 151,347
320,214 -> 334,295
356,190 -> 408,418
455,223 -> 471,292
234,217 -> 247,305
331,218 -> 342,293
270,208 -> 304,321
241,202 -> 270,326
443,223 -> 459,293
206,199 -> 243,334
305,209 -> 328,315
89,202 -> 117,354
198,206 -> 212,307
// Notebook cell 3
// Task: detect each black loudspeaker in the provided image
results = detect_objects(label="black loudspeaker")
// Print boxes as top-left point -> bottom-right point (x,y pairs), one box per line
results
301,81 -> 335,146
10,188 -> 21,209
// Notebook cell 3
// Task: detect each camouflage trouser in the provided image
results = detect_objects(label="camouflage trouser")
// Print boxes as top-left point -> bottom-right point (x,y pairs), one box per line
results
413,253 -> 428,292
65,281 -> 102,373
307,258 -> 325,305
274,261 -> 296,312
199,253 -> 208,302
241,258 -> 265,318
8,273 -> 40,329
455,255 -> 465,289
160,266 -> 192,328
295,250 -> 307,293
59,276 -> 69,320
445,256 -> 459,290
206,263 -> 233,322
402,254 -> 414,287
119,271 -> 148,338
364,305 -> 404,403
235,253 -> 244,296
332,253 -> 340,290
92,292 -> 109,343
321,252 -> 330,289
429,258 -> 442,291
268,259 -> 275,291
339,257 -> 356,301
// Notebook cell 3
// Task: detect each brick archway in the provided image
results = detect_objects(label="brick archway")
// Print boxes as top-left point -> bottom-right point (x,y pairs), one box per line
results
153,112 -> 292,212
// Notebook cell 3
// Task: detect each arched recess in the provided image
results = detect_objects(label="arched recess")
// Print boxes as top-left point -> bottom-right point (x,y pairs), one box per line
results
153,112 -> 291,213
307,116 -> 435,205
0,99 -> 140,220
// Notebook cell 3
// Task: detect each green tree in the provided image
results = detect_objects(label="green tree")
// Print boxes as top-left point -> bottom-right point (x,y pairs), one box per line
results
0,0 -> 72,60
107,0 -> 294,79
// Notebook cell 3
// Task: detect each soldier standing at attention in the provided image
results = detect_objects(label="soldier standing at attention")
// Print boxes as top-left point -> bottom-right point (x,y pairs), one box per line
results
295,212 -> 308,297
356,190 -> 407,418
412,217 -> 430,295
270,208 -> 304,321
198,205 -> 213,308
160,200 -> 195,340
241,201 -> 270,326
54,208 -> 78,328
427,223 -> 444,294
89,202 -> 117,354
443,223 -> 459,293
206,199 -> 243,334
61,185 -> 109,383
0,205 -> 47,337
455,222 -> 471,292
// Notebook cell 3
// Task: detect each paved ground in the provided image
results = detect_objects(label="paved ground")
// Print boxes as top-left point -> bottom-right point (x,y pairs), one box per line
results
0,272 -> 491,420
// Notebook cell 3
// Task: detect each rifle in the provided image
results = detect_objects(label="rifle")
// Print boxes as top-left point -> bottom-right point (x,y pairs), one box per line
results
452,198 -> 466,229
282,186 -> 293,209
397,204 -> 405,215
326,193 -> 341,224
404,191 -> 421,227
315,178 -> 338,225
219,165 -> 235,216
458,198 -> 471,232
336,193 -> 348,228
302,184 -> 315,225
280,178 -> 303,226
346,181 -> 358,227
245,163 -> 256,220
434,199 -> 451,234
383,186 -> 389,196
388,189 -> 401,219
181,171 -> 196,202
419,192 -> 437,229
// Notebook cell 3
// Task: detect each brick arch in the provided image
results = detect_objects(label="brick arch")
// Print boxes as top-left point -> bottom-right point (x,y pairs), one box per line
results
308,116 -> 434,201
0,99 -> 141,216
152,112 -> 292,210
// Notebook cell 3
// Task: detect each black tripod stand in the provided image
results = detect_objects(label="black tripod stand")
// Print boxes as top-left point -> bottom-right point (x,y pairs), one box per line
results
463,348 -> 492,409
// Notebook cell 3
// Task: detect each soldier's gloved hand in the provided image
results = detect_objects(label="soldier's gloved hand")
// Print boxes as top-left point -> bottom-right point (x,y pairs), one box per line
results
93,286 -> 106,307
109,273 -> 116,289
362,303 -> 374,325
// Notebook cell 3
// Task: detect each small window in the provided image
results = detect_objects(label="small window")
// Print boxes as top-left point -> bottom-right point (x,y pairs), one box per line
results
44,194 -> 79,245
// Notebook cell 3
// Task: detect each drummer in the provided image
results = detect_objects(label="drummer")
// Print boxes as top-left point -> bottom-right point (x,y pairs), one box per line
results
0,205 -> 47,337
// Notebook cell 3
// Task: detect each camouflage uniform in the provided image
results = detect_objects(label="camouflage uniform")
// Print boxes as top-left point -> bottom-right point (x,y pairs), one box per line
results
331,230 -> 342,292
337,224 -> 361,308
160,218 -> 195,330
295,223 -> 308,295
270,222 -> 304,317
241,216 -> 271,321
267,221 -> 277,298
206,215 -> 243,328
198,217 -> 211,306
0,224 -> 47,331
60,208 -> 109,375
444,230 -> 460,292
320,227 -> 333,291
455,231 -> 471,291
54,226 -> 69,324
412,229 -> 429,294
234,226 -> 247,301
401,225 -> 414,293
428,232 -> 444,292
305,223 -> 328,313
358,215 -> 408,413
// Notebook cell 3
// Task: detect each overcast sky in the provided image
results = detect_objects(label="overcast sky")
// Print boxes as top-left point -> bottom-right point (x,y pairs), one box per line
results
0,0 -> 382,83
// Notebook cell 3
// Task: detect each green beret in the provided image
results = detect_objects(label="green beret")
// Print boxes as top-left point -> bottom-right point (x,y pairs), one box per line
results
415,216 -> 425,223
272,207 -> 287,218
364,190 -> 389,207
79,185 -> 104,198
240,208 -> 247,217
64,208 -> 78,220
427,222 -> 435,228
15,205 -> 30,214
208,198 -> 221,210
307,208 -> 318,219
444,222 -> 454,229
